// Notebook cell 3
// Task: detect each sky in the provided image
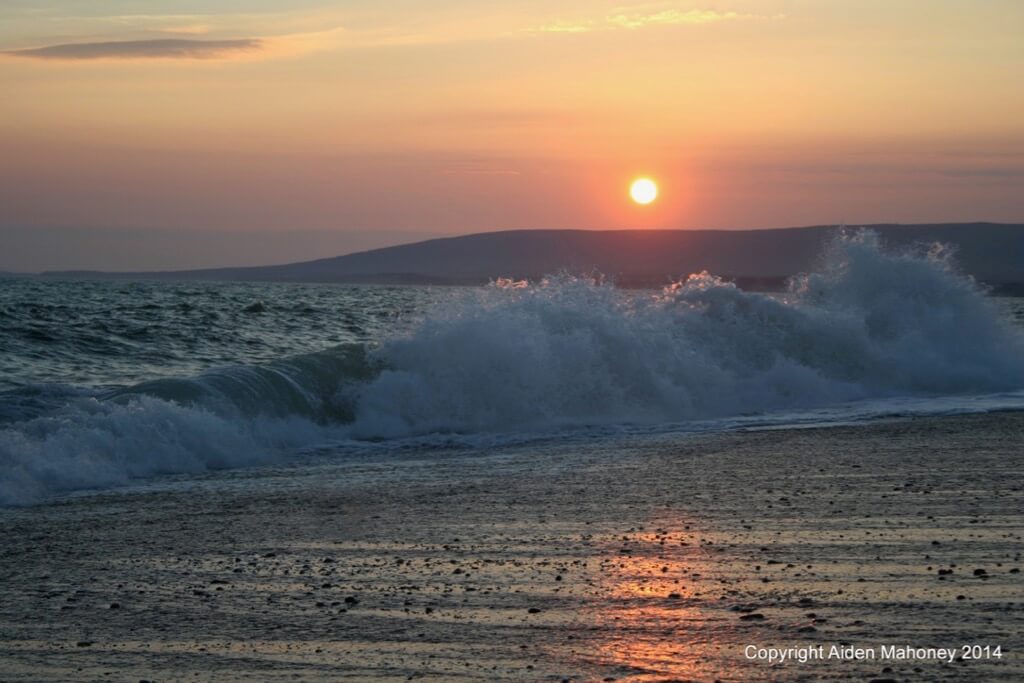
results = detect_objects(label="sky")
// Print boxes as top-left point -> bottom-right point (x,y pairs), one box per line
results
1,0 -> 1023,271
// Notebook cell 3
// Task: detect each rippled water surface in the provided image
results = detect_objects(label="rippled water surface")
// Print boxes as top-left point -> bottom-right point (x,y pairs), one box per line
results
0,279 -> 439,389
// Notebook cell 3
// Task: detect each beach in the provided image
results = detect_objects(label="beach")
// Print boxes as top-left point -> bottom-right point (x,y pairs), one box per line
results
2,411 -> 1021,682
5,1 -> 1024,680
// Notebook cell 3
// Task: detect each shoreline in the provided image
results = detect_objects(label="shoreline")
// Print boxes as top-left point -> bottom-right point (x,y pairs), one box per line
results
1,411 -> 1022,681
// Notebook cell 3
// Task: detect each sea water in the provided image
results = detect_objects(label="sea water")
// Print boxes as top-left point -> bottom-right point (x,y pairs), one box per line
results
2,231 -> 1023,504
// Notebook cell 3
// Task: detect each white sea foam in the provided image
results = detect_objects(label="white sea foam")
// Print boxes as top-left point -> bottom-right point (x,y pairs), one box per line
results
0,396 -> 331,505
2,230 -> 1023,504
352,230 -> 1024,436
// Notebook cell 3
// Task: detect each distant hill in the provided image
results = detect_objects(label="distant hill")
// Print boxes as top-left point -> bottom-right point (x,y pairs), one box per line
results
40,223 -> 1024,292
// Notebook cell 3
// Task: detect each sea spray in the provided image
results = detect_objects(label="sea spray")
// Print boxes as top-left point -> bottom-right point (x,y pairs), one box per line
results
2,230 -> 1024,504
351,230 -> 1024,436
0,397 -> 272,505
0,346 -> 374,505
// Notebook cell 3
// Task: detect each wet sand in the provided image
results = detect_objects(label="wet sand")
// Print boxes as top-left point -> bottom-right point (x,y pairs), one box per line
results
1,412 -> 1022,681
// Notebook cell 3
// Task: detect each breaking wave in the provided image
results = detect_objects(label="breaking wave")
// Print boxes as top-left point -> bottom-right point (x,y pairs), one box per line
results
2,230 -> 1024,504
354,230 -> 1024,436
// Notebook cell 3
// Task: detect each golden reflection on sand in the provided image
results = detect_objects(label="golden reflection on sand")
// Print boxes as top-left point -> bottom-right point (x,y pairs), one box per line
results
578,525 -> 738,682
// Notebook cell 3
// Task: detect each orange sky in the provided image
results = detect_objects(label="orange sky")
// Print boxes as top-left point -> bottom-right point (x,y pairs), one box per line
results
1,1 -> 1023,270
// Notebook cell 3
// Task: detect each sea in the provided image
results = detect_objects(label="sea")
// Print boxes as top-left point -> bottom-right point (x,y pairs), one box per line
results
2,230 -> 1024,505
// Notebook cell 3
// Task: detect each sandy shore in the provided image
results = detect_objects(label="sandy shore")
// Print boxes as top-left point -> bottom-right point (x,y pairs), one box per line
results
1,412 -> 1022,681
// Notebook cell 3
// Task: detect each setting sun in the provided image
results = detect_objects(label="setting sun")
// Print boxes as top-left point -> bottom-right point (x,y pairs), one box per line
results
630,178 -> 658,205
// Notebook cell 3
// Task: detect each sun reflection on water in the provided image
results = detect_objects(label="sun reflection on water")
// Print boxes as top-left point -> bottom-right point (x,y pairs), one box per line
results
575,525 -> 742,682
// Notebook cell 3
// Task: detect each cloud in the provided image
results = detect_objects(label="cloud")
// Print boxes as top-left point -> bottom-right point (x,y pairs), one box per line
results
607,8 -> 741,29
531,6 -> 773,34
535,21 -> 594,34
3,38 -> 262,61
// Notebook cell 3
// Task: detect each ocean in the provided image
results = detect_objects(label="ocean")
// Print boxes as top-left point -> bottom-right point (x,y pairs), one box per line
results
2,230 -> 1024,506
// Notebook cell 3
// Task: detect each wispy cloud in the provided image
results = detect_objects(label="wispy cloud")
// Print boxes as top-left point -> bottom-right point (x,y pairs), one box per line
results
608,8 -> 741,29
4,38 -> 262,61
531,5 -> 773,34
535,21 -> 593,34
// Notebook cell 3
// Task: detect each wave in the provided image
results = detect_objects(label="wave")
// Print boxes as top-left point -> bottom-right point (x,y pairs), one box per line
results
0,396 -> 334,506
2,230 -> 1024,504
0,347 -> 371,505
352,230 -> 1024,436
103,344 -> 374,422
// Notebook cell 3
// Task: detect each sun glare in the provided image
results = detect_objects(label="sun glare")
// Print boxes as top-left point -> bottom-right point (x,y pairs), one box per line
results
630,178 -> 658,205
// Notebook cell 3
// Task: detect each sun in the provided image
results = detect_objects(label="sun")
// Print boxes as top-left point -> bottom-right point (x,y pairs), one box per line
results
630,177 -> 658,205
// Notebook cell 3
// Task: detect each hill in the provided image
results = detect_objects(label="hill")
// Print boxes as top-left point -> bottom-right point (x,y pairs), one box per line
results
40,223 -> 1024,291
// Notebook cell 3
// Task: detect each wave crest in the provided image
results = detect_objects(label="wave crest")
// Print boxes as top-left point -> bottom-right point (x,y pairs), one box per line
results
2,229 -> 1023,504
352,230 -> 1024,436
